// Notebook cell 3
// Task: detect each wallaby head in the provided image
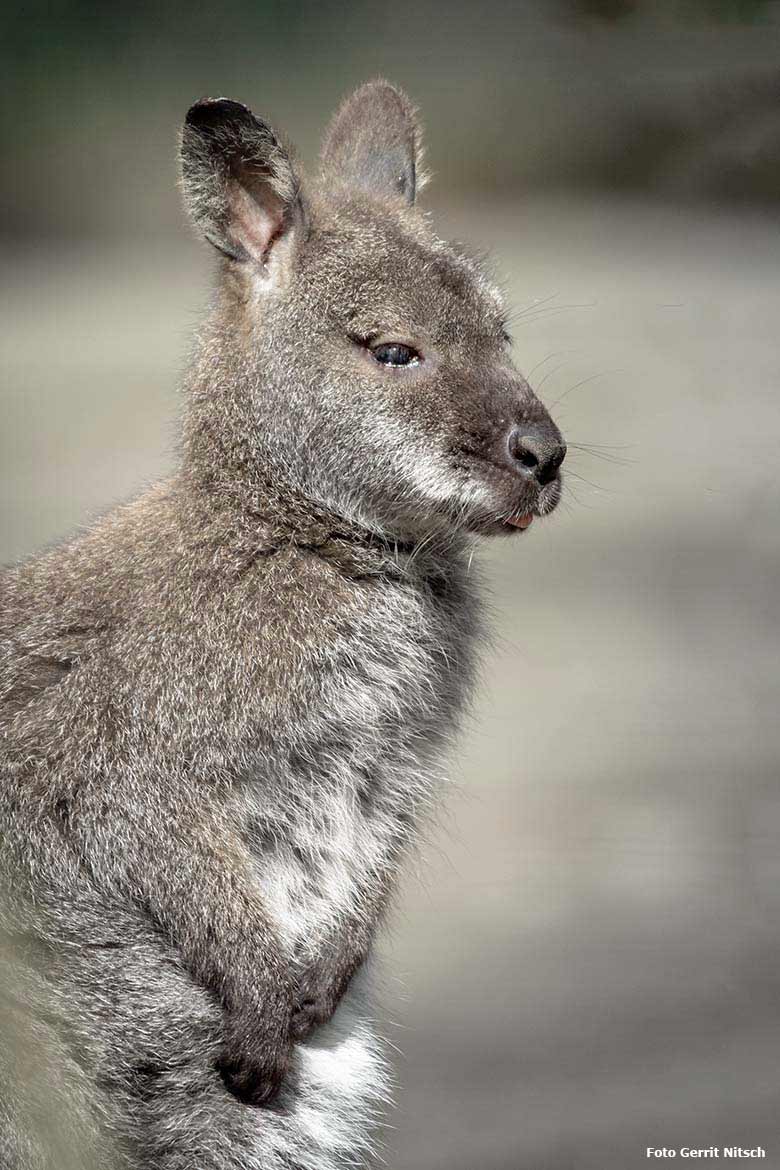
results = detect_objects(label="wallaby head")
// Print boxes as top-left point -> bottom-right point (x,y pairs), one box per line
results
180,80 -> 565,541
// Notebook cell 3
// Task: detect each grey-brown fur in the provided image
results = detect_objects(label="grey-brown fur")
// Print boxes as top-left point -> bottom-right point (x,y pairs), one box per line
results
0,81 -> 564,1168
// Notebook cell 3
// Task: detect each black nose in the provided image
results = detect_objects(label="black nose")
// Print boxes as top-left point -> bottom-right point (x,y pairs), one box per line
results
508,427 -> 567,485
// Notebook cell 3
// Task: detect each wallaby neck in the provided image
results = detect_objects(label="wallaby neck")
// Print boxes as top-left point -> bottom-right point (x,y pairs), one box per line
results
176,455 -> 423,582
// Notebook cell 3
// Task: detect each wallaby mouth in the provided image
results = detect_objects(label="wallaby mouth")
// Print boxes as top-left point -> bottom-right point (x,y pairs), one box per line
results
463,431 -> 565,536
504,474 -> 564,532
505,512 -> 535,531
500,488 -> 561,534
460,471 -> 563,537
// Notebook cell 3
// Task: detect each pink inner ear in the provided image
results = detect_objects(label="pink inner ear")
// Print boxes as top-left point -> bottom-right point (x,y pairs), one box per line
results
228,181 -> 285,266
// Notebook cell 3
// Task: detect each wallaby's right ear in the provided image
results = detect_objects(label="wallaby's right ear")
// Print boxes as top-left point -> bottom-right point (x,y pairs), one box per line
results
180,98 -> 304,276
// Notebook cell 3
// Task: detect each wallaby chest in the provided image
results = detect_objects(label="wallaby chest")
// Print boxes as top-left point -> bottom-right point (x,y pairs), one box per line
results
228,547 -> 480,950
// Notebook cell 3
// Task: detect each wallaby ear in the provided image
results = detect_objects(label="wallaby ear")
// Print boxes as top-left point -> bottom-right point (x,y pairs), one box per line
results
320,80 -> 424,206
180,98 -> 304,275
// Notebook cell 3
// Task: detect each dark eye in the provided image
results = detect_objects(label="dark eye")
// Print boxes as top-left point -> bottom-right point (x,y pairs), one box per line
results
370,342 -> 420,368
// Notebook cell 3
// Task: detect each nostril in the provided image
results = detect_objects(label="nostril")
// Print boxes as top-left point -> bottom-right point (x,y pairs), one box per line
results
508,428 -> 566,485
507,429 -> 536,467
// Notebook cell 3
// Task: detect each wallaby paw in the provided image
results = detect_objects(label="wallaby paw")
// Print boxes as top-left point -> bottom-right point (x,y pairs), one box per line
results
217,1047 -> 290,1106
290,995 -> 335,1041
290,951 -> 365,1040
218,1009 -> 292,1106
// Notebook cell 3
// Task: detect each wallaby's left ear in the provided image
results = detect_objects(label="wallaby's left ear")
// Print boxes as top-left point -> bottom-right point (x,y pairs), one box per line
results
180,97 -> 305,277
320,80 -> 425,206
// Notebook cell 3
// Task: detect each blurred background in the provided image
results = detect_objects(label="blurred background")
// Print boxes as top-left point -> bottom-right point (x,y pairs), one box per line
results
2,1 -> 780,1167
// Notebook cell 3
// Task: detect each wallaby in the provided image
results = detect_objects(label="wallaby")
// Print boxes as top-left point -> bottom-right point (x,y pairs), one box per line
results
0,81 -> 565,1170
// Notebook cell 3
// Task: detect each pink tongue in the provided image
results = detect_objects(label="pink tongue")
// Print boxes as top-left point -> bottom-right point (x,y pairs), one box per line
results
507,513 -> 534,530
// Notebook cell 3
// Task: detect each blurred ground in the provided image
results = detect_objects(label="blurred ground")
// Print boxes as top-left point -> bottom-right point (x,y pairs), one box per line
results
2,191 -> 779,1167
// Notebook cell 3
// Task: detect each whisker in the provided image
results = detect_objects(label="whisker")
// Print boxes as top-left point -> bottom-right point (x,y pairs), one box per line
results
567,440 -> 635,451
507,292 -> 560,322
567,443 -> 635,467
561,480 -> 586,509
562,480 -> 596,510
514,303 -> 596,328
534,362 -> 566,393
524,350 -> 576,381
564,469 -> 620,494
549,369 -> 623,409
